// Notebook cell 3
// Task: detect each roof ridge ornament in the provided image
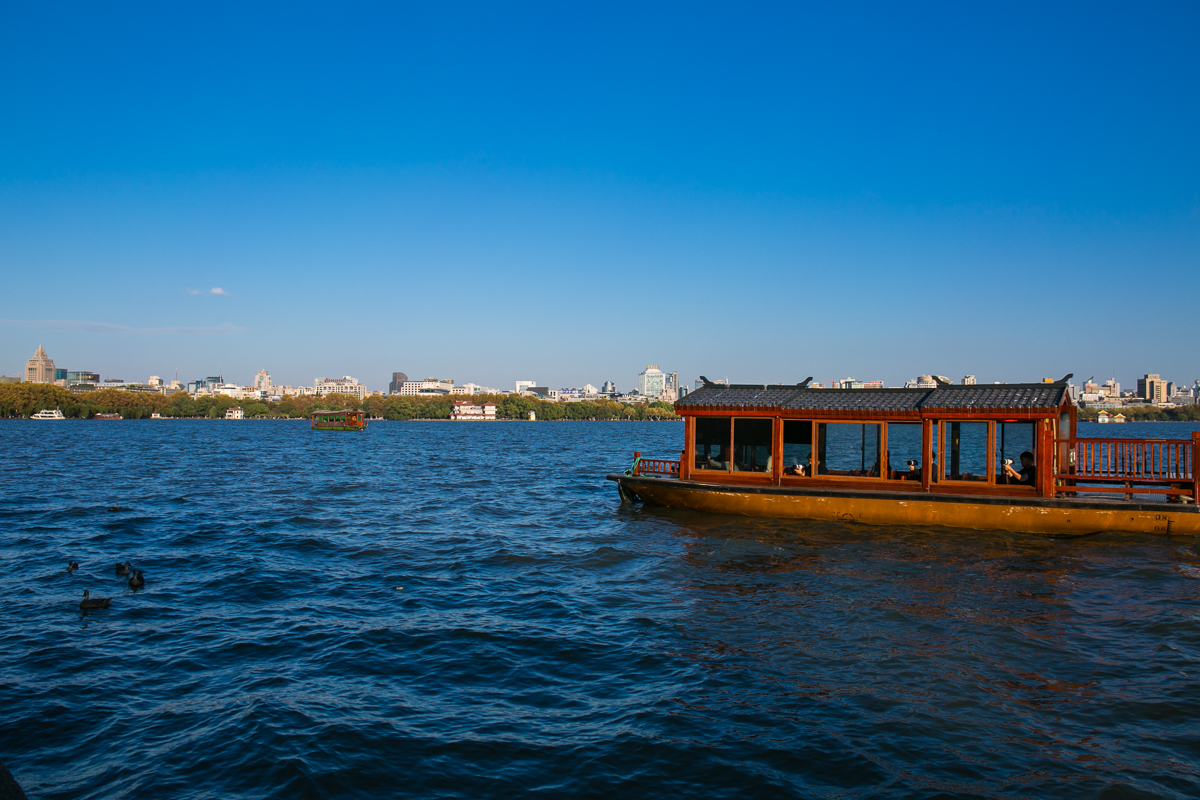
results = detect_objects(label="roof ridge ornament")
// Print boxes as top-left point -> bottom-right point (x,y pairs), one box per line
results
932,375 -> 952,387
1058,373 -> 1074,383
797,377 -> 813,388
698,375 -> 715,387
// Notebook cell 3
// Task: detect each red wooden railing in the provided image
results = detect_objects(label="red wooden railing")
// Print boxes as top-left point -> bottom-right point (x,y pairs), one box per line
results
631,451 -> 681,478
1053,434 -> 1199,501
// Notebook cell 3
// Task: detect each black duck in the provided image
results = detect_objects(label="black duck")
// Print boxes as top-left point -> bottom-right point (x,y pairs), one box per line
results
79,590 -> 111,610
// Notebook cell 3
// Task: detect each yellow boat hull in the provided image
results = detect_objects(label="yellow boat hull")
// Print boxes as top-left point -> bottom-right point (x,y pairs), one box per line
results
610,476 -> 1200,536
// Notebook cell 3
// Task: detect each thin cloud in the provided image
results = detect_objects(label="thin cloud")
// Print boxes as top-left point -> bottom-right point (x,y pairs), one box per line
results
186,288 -> 203,295
185,287 -> 231,296
209,287 -> 229,295
0,318 -> 245,336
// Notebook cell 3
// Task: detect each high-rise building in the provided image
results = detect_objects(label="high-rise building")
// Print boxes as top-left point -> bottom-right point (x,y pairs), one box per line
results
601,380 -> 616,394
314,376 -> 366,399
962,375 -> 977,385
904,375 -> 938,389
24,344 -> 55,383
400,378 -> 455,396
515,380 -> 536,394
388,372 -> 409,394
254,370 -> 272,393
1137,373 -> 1167,403
638,365 -> 666,399
187,376 -> 225,394
662,371 -> 680,402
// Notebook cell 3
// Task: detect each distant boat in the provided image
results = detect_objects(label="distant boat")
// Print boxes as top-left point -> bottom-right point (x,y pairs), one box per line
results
150,412 -> 164,419
94,413 -> 122,420
31,409 -> 65,420
311,410 -> 366,431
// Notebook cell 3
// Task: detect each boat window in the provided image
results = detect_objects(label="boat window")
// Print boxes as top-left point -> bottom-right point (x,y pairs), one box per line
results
941,421 -> 989,481
996,422 -> 1036,485
733,419 -> 772,473
817,422 -> 882,477
886,423 -> 926,481
694,417 -> 731,471
782,420 -> 814,477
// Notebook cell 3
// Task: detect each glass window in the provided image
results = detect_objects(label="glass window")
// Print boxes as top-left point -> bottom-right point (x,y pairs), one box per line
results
694,417 -> 731,471
996,422 -> 1036,486
886,423 -> 925,481
782,420 -> 814,477
817,423 -> 882,477
733,419 -> 772,473
941,421 -> 989,482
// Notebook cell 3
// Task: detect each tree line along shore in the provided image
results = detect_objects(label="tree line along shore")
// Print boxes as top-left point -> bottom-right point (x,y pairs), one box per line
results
1075,404 -> 1200,422
0,383 -> 680,421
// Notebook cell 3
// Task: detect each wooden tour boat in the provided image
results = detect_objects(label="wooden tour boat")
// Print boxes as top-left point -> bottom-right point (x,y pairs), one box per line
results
609,375 -> 1199,536
311,409 -> 366,431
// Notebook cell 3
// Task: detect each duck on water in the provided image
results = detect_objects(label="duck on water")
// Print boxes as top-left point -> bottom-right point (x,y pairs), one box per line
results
79,590 -> 111,610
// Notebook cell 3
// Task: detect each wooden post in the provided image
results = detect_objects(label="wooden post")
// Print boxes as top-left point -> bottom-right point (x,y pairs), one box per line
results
773,416 -> 783,486
921,418 -> 932,490
1192,431 -> 1199,504
633,451 -> 641,477
1040,420 -> 1055,498
987,420 -> 995,485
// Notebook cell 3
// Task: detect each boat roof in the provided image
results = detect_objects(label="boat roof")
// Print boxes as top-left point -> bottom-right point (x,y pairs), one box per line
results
675,380 -> 1071,415
312,409 -> 361,415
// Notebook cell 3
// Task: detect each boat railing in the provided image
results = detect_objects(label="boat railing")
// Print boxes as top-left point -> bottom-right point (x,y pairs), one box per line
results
629,452 -> 681,478
1053,433 -> 1199,501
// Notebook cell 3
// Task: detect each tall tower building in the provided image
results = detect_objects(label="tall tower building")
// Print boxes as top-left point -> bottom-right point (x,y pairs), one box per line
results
254,370 -> 272,392
1137,373 -> 1167,403
388,372 -> 409,394
638,365 -> 666,399
24,344 -> 55,383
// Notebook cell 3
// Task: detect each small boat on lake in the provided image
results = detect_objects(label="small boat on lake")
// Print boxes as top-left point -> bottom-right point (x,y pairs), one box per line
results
31,409 -> 65,420
94,413 -> 122,420
311,409 -> 366,431
610,375 -> 1200,536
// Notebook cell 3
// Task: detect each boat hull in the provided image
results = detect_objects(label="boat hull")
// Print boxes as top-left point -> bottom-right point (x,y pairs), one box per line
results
609,475 -> 1200,536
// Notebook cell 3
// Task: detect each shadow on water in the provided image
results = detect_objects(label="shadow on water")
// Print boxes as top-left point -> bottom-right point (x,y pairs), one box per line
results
1,420 -> 1199,799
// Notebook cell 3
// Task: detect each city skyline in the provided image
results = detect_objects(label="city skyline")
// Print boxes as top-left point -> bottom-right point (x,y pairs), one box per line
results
2,5 -> 1198,394
9,340 -> 1196,402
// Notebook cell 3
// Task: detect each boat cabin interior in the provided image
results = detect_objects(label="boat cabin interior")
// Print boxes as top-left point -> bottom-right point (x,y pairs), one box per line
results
634,376 -> 1199,505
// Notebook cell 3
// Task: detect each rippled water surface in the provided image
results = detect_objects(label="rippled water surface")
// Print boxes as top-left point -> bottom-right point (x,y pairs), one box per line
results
3,419 -> 1199,799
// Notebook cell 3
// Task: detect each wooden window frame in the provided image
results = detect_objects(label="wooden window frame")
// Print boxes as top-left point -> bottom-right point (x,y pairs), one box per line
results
936,419 -> 995,486
690,415 -> 734,476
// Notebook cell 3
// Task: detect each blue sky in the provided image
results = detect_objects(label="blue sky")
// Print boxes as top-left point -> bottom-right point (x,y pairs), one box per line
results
2,2 -> 1197,392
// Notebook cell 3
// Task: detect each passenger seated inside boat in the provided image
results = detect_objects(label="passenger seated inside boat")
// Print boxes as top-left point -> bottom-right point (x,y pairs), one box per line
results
703,446 -> 730,471
1002,451 -> 1036,486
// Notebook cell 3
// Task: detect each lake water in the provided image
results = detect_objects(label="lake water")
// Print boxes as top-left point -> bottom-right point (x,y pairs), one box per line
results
2,420 -> 1199,798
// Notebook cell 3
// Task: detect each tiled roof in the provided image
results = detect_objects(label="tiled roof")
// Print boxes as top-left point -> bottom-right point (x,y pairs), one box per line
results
784,389 -> 928,411
675,384 -> 804,409
922,383 -> 1069,410
675,381 -> 1070,413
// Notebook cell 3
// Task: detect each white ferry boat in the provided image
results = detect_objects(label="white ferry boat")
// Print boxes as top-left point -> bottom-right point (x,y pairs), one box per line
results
31,409 -> 66,420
